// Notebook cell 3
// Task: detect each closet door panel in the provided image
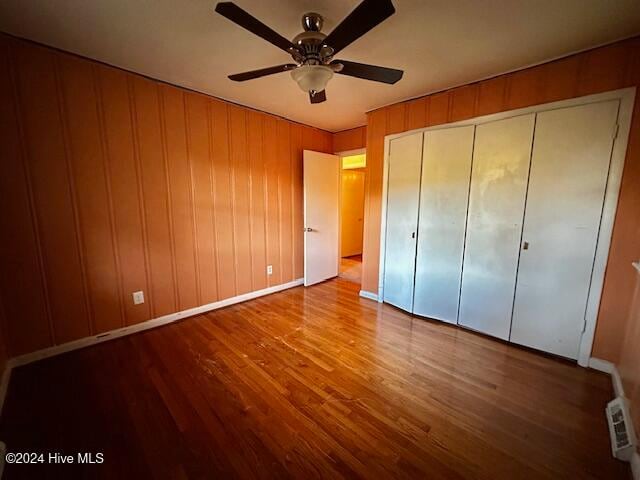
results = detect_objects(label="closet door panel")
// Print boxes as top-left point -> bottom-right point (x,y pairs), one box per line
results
458,114 -> 535,339
510,101 -> 618,359
383,133 -> 423,311
413,126 -> 474,323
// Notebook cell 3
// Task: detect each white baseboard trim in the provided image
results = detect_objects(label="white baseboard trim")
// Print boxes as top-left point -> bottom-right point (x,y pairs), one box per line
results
593,357 -> 640,476
588,357 -> 615,374
359,290 -> 379,302
0,363 -> 12,416
611,366 -> 626,399
0,277 -> 303,416
9,278 -> 303,369
590,357 -> 625,397
631,451 -> 640,480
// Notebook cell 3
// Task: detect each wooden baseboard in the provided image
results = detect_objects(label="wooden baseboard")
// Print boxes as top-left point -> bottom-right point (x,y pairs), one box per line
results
0,278 -> 304,414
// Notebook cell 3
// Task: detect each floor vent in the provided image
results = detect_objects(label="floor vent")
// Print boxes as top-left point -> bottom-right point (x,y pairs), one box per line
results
607,397 -> 637,461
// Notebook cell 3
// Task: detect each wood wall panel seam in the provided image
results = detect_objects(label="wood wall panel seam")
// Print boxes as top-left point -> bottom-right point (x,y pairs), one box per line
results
277,124 -> 284,285
473,85 -> 480,118
157,85 -> 181,311
182,91 -> 203,307
246,110 -> 257,292
260,115 -> 271,286
289,129 -> 294,282
423,96 -> 431,127
279,120 -> 293,283
215,100 -> 238,300
92,64 -> 127,329
264,116 -> 278,287
6,42 -> 55,349
232,106 -> 253,295
206,99 -> 221,303
289,126 -> 296,282
60,56 -> 126,334
126,75 -> 155,319
52,53 -> 94,338
229,107 -> 240,296
226,106 -> 239,298
259,115 -> 268,288
499,77 -> 508,110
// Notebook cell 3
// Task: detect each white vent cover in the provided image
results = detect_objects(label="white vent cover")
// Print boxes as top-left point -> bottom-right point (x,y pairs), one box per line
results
606,396 -> 637,462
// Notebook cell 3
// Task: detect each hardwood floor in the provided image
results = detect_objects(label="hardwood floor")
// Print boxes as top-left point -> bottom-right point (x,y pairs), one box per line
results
0,279 -> 628,479
339,255 -> 362,284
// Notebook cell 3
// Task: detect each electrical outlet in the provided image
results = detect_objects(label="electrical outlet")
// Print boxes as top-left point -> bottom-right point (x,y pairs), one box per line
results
267,265 -> 273,275
132,291 -> 145,305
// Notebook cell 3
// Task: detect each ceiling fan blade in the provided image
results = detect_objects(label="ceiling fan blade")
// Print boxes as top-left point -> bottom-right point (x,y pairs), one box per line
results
215,2 -> 297,53
309,90 -> 327,104
333,60 -> 403,84
323,0 -> 395,55
229,64 -> 297,81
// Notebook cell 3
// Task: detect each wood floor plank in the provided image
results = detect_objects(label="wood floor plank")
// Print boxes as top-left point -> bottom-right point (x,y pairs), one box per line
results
0,278 -> 629,479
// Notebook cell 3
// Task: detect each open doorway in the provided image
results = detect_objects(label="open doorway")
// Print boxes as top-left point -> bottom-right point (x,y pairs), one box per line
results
302,148 -> 365,288
339,151 -> 366,285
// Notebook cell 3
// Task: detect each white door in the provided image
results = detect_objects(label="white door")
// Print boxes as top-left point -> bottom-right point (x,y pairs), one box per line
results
413,126 -> 474,323
510,101 -> 619,359
303,150 -> 340,286
458,114 -> 535,339
383,133 -> 423,311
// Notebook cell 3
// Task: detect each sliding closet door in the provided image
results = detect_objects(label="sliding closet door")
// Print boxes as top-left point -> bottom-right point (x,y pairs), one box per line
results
383,132 -> 423,311
413,126 -> 474,323
510,101 -> 619,359
458,114 -> 534,339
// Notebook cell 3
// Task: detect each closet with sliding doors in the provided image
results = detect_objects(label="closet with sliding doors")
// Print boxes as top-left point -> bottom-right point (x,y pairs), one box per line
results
381,90 -> 633,361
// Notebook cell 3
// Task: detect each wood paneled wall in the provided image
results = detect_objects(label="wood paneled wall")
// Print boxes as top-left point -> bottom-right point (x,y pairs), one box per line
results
361,36 -> 640,367
0,35 -> 331,357
619,270 -> 640,438
332,126 -> 366,153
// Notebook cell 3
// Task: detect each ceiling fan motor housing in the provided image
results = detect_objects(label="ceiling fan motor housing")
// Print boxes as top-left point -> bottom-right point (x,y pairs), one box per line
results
291,13 -> 333,65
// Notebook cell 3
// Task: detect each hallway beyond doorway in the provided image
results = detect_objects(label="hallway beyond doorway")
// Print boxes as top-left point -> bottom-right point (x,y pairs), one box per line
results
339,254 -> 362,284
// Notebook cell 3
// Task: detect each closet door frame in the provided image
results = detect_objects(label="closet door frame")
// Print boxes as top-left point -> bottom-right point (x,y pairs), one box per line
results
376,87 -> 635,367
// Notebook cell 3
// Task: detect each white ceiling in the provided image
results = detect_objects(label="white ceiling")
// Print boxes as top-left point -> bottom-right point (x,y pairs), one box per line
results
1,0 -> 639,132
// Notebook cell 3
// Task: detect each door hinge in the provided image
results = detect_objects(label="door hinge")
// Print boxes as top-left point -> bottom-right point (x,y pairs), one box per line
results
612,123 -> 619,140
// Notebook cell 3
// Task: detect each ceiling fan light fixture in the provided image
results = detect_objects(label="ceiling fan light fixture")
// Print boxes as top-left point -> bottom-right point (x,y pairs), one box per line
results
290,65 -> 333,93
216,1 -> 402,104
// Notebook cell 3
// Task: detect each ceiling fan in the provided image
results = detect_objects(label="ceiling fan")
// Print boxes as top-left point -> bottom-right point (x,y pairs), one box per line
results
214,0 -> 403,104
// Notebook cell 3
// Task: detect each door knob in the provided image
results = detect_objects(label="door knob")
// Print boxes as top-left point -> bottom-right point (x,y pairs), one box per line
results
304,227 -> 314,232
523,241 -> 529,250
411,232 -> 416,239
